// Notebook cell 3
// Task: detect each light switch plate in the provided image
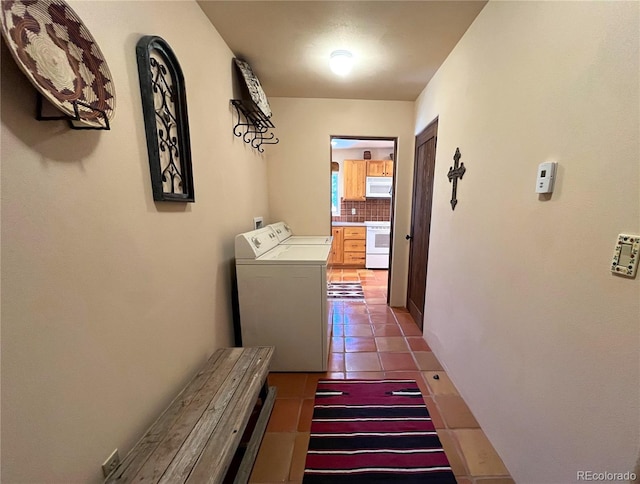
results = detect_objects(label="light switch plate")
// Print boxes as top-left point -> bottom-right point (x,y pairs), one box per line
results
611,234 -> 639,278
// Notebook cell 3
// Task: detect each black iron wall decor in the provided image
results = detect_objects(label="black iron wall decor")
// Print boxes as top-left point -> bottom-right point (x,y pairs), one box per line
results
136,36 -> 194,202
447,147 -> 466,210
231,58 -> 278,152
231,99 -> 279,153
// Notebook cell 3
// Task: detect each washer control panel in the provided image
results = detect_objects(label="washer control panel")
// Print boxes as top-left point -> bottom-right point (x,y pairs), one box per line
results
269,221 -> 293,242
235,227 -> 279,259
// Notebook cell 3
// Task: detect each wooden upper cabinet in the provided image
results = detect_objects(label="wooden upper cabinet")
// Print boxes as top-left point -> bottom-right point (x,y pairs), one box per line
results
367,160 -> 394,177
343,160 -> 366,201
366,160 -> 386,177
384,160 -> 394,177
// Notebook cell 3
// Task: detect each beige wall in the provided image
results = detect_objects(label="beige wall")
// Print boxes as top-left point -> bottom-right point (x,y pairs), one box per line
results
267,98 -> 414,306
415,1 -> 640,482
0,1 -> 269,482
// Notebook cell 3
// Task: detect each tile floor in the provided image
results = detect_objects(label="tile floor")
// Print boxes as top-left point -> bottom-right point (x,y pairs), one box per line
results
249,268 -> 513,484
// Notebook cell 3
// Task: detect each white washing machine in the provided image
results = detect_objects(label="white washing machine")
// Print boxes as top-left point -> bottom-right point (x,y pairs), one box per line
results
269,221 -> 333,245
235,226 -> 331,371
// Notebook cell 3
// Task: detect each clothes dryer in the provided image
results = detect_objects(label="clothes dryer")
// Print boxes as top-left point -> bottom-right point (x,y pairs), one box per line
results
235,227 -> 331,371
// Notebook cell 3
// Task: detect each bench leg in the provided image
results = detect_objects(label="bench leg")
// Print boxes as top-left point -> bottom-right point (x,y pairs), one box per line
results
233,385 -> 277,484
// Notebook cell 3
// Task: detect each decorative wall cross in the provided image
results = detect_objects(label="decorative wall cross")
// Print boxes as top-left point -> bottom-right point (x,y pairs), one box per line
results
447,147 -> 466,210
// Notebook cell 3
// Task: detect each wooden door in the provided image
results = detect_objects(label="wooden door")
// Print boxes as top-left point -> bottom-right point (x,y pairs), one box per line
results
343,160 -> 366,201
406,119 -> 438,330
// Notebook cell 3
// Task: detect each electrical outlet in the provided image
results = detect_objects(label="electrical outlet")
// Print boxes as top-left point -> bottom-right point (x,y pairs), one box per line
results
351,208 -> 356,215
102,449 -> 120,478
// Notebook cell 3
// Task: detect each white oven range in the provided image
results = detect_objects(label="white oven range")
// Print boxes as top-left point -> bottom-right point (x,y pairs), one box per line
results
364,221 -> 391,269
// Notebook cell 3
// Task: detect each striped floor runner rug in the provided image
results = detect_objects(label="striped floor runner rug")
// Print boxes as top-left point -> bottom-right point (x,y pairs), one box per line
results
327,282 -> 365,300
303,380 -> 456,484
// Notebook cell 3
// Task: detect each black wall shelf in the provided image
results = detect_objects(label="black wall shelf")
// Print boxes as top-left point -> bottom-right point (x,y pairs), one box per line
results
36,94 -> 111,130
231,99 -> 279,153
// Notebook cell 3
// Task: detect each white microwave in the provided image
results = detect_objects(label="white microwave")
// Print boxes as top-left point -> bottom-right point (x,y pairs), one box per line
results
365,177 -> 392,198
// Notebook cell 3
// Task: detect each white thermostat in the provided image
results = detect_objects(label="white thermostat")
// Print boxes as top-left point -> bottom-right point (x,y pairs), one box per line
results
536,162 -> 557,193
611,234 -> 639,278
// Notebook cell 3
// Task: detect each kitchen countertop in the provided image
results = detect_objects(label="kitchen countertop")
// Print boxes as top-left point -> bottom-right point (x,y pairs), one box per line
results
331,222 -> 366,227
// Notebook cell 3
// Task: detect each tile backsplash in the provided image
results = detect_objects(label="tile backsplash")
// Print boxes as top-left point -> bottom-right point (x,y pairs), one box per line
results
332,198 -> 391,223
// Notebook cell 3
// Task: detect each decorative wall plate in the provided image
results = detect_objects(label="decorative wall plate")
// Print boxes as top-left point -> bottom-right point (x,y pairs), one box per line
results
0,0 -> 115,128
234,58 -> 272,118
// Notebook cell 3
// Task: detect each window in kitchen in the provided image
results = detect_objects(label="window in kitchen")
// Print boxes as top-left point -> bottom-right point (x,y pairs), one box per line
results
331,171 -> 340,216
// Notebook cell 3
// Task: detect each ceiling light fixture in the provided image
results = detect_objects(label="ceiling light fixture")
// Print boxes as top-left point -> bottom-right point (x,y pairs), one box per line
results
329,50 -> 353,76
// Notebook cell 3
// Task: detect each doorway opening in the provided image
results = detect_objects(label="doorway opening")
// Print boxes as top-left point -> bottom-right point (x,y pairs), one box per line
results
329,136 -> 397,304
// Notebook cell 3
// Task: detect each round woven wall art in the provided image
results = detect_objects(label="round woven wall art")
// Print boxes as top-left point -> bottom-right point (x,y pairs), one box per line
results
0,0 -> 115,128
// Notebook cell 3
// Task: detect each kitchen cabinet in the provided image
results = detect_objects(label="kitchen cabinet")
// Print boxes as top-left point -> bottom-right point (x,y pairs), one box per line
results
342,226 -> 366,267
329,226 -> 366,267
343,160 -> 366,201
366,160 -> 394,177
329,227 -> 343,265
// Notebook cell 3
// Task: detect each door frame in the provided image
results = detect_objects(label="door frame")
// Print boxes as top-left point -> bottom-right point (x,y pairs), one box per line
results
329,135 -> 398,304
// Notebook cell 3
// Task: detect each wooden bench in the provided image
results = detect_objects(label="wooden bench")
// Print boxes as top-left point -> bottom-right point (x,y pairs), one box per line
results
106,346 -> 275,484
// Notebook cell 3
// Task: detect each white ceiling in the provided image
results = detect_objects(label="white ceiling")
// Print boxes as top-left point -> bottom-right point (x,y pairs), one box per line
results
197,1 -> 487,102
